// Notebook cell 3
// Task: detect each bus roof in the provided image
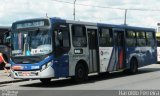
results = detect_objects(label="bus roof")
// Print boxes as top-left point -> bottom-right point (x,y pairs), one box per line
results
0,26 -> 10,33
97,23 -> 155,32
12,17 -> 155,32
12,18 -> 49,23
0,26 -> 10,30
50,17 -> 155,31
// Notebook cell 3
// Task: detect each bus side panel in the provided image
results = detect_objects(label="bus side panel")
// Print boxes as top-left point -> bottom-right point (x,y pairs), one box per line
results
149,46 -> 157,64
107,46 -> 126,72
99,47 -> 113,72
112,47 -> 125,71
157,47 -> 160,62
68,47 -> 89,76
140,47 -> 156,66
107,47 -> 119,72
126,46 -> 156,68
53,54 -> 69,78
125,47 -> 141,68
68,24 -> 89,76
150,46 -> 157,64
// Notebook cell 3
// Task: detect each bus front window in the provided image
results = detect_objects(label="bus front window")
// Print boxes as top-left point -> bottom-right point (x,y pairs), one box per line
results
12,29 -> 52,56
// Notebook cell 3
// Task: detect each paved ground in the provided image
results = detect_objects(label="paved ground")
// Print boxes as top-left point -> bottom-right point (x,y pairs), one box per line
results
0,64 -> 160,90
0,69 -> 27,84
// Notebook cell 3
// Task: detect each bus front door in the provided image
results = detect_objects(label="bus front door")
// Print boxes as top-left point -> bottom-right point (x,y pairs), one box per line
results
87,28 -> 98,73
113,29 -> 125,70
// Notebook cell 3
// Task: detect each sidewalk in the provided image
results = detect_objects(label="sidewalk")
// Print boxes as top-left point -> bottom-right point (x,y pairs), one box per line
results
0,70 -> 28,84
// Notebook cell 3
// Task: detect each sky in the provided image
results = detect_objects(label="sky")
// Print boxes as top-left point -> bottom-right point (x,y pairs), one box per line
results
0,0 -> 160,29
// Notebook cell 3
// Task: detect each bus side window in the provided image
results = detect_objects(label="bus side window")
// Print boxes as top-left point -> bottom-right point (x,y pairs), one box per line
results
62,30 -> 70,47
146,32 -> 155,46
126,30 -> 136,47
72,25 -> 87,47
117,33 -> 123,46
114,31 -> 123,46
137,31 -> 146,46
55,29 -> 70,48
54,24 -> 70,57
99,28 -> 112,47
55,31 -> 61,47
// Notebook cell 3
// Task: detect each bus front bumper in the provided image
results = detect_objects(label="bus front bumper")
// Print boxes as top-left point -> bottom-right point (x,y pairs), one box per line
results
10,66 -> 55,79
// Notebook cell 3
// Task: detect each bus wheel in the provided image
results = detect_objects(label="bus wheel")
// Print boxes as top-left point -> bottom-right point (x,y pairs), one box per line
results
40,78 -> 51,84
129,58 -> 138,74
74,64 -> 88,83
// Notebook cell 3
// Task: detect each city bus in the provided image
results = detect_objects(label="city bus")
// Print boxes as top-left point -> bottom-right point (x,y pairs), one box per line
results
0,26 -> 11,69
10,17 -> 157,83
156,32 -> 160,63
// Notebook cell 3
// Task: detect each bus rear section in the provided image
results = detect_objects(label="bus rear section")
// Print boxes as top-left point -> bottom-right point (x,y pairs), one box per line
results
97,24 -> 157,74
124,29 -> 157,73
156,32 -> 160,63
157,42 -> 160,63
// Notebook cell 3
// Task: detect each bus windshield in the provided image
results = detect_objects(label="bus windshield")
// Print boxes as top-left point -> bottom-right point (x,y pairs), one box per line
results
12,29 -> 52,57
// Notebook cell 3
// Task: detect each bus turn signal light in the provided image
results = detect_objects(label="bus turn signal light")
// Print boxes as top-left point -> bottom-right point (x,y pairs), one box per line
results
12,66 -> 23,70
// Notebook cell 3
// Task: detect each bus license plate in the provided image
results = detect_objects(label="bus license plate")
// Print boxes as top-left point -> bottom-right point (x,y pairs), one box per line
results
22,72 -> 31,76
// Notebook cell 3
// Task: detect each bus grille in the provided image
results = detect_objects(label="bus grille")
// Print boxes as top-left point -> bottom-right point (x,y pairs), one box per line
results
11,56 -> 45,64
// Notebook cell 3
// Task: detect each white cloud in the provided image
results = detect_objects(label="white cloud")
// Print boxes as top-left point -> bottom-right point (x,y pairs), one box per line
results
0,0 -> 160,28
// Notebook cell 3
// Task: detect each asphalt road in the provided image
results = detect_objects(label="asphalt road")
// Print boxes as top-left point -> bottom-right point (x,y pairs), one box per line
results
1,64 -> 160,96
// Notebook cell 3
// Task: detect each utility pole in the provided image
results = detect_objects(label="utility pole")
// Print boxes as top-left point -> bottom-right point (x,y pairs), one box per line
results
46,13 -> 48,18
73,0 -> 77,20
124,9 -> 127,25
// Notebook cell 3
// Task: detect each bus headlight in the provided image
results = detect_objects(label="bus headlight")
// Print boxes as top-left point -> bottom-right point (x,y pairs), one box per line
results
47,61 -> 53,67
41,61 -> 53,71
41,65 -> 47,71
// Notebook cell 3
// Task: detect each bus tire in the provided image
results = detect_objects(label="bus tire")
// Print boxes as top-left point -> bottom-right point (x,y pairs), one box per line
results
74,63 -> 88,83
129,58 -> 138,74
40,78 -> 51,84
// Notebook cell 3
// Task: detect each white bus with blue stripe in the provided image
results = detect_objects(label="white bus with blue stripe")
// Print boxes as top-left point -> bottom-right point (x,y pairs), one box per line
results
156,32 -> 160,63
10,17 -> 157,83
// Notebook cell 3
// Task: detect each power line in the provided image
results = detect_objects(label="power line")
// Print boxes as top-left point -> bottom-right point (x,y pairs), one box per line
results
52,0 -> 124,10
52,0 -> 73,4
52,0 -> 160,11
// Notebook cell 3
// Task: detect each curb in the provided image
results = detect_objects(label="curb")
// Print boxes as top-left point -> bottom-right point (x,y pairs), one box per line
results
0,79 -> 29,84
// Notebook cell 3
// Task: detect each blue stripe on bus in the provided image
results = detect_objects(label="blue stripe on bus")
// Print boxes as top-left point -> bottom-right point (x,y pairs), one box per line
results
52,54 -> 69,77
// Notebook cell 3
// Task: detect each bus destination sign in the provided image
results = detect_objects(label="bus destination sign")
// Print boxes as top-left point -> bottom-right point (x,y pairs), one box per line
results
15,20 -> 49,29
